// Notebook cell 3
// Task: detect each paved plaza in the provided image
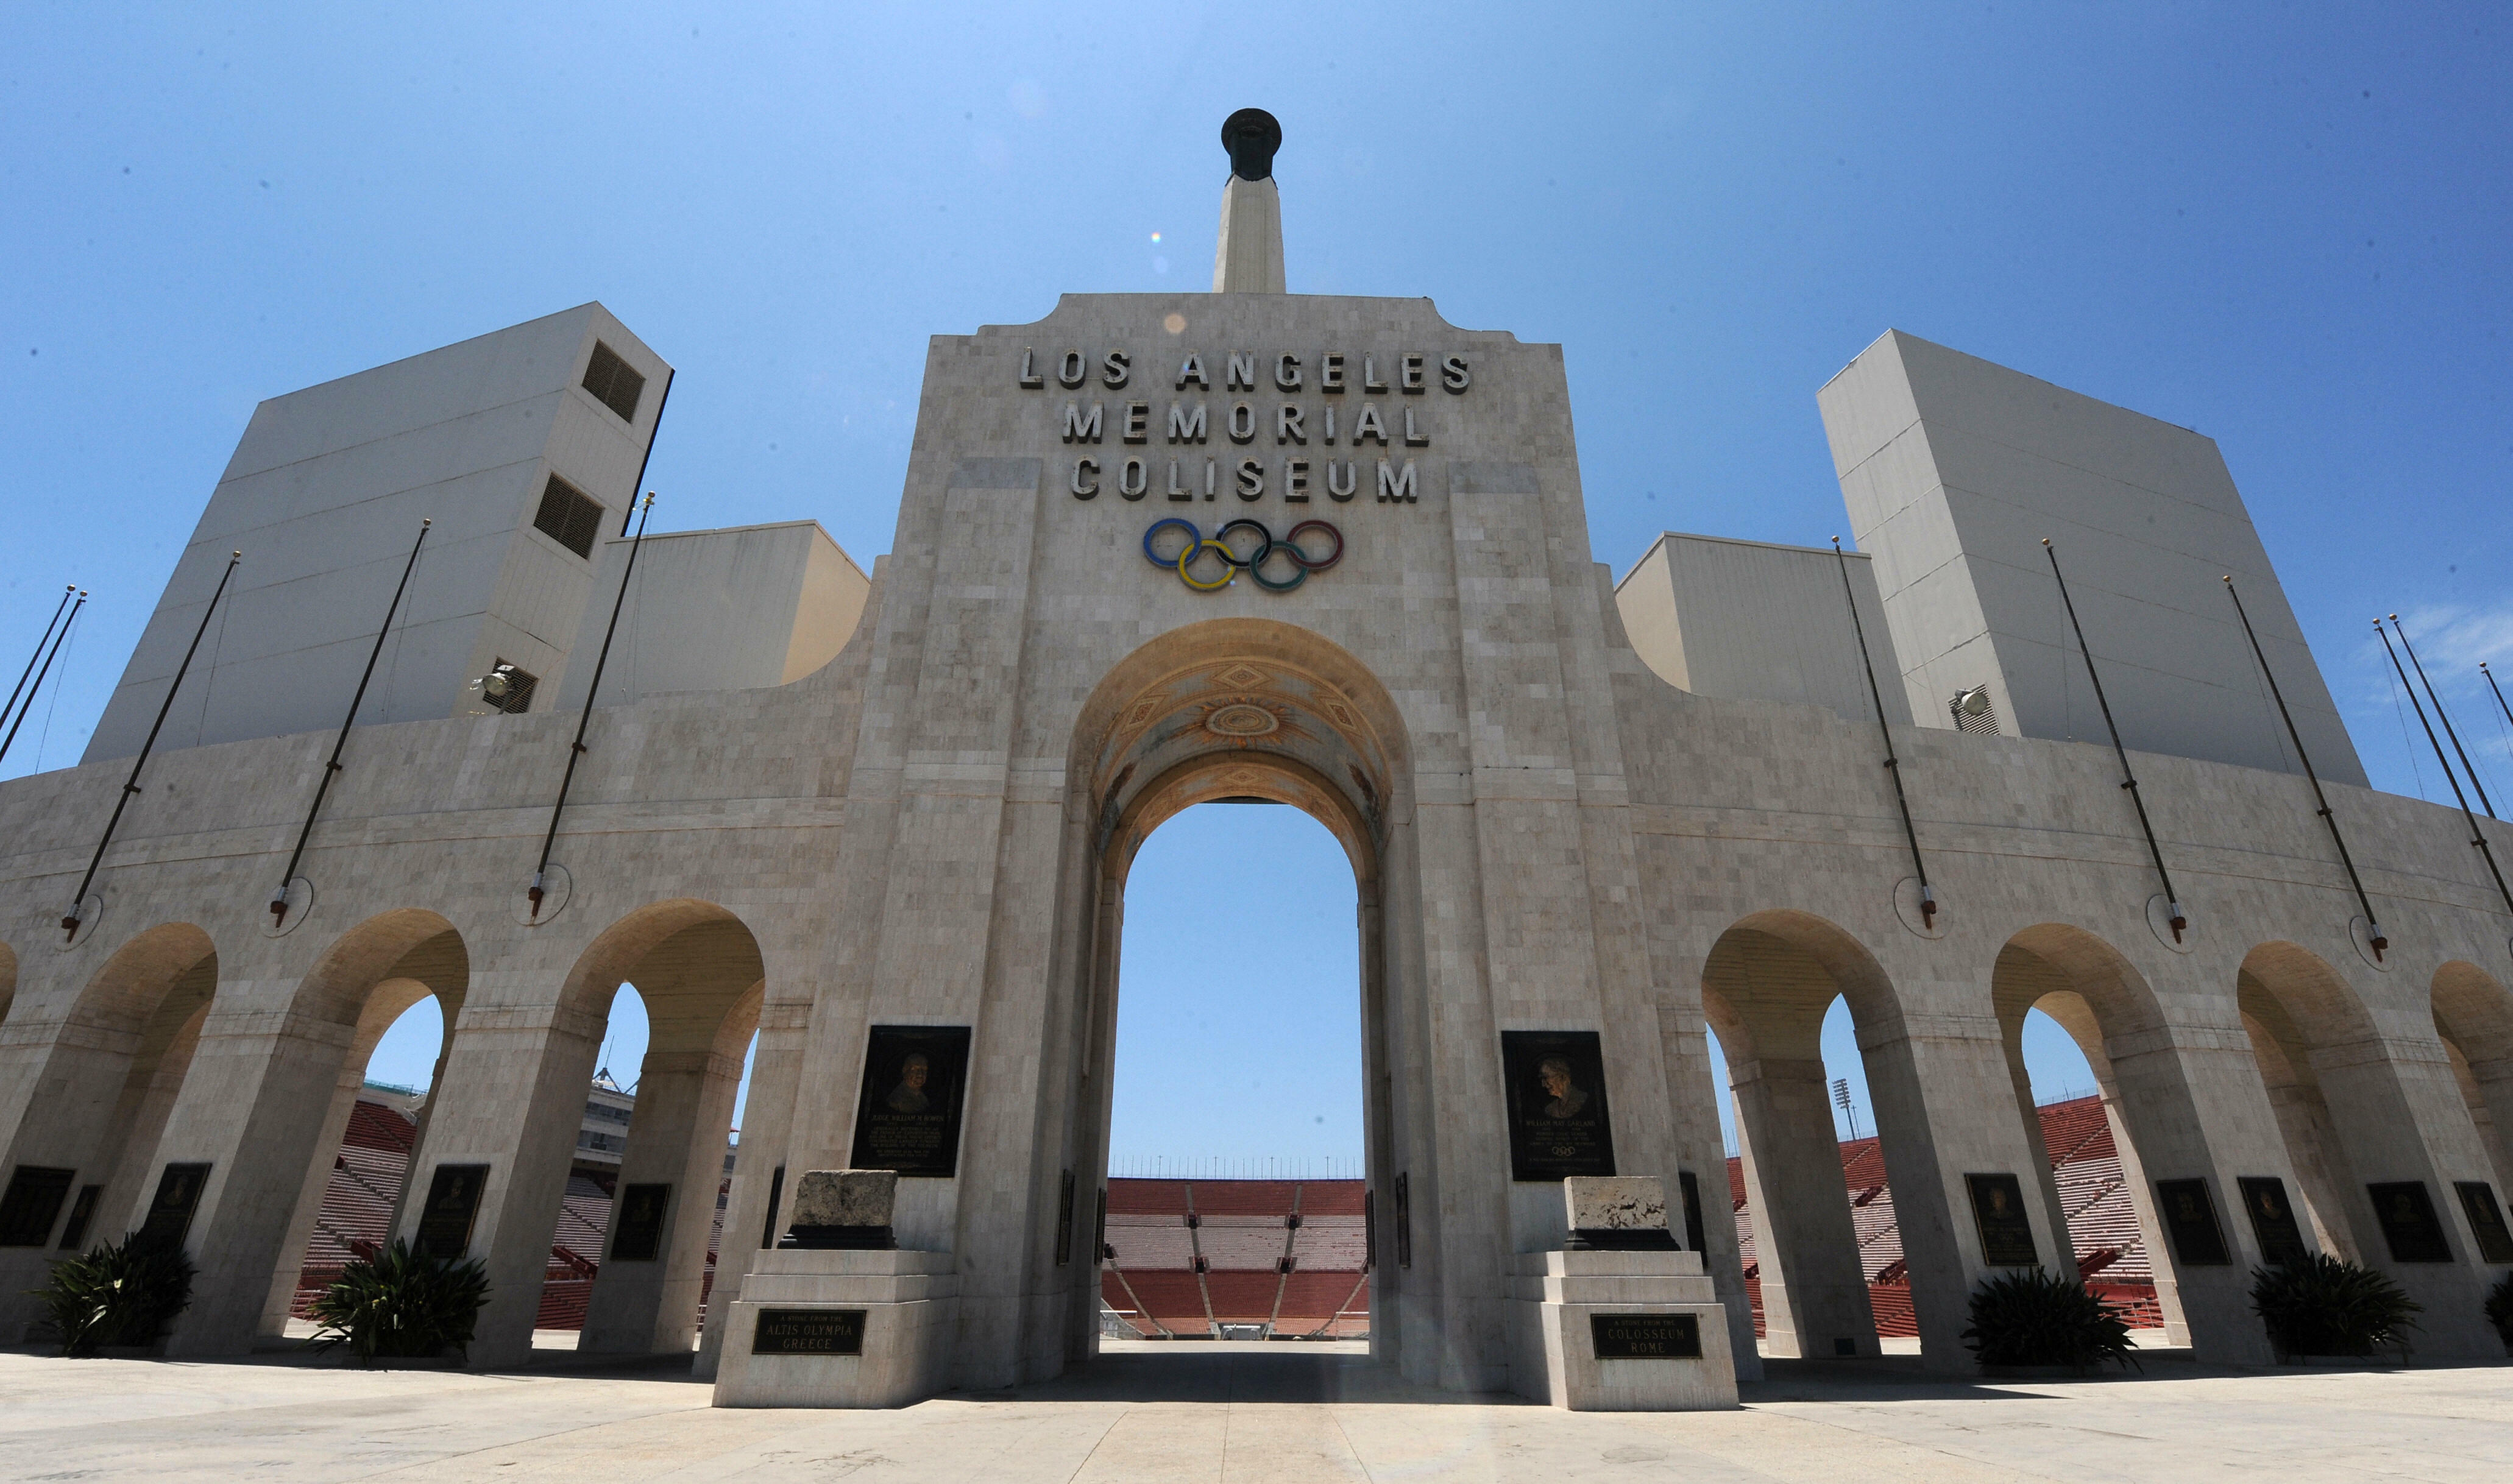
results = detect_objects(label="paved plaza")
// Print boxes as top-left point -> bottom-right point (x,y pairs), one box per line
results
1,1344 -> 2504,1482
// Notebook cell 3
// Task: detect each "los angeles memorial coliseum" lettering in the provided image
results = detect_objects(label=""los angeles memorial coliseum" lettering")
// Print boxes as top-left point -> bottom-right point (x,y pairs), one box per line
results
1021,347 -> 1469,505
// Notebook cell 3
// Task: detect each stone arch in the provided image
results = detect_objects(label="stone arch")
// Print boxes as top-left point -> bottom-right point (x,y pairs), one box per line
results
0,922 -> 217,1329
1698,911 -> 1917,1360
2431,961 -> 2513,1195
1989,924 -> 2196,1346
1051,618 -> 1419,1371
558,900 -> 765,1357
241,910 -> 469,1340
2235,941 -> 2379,1260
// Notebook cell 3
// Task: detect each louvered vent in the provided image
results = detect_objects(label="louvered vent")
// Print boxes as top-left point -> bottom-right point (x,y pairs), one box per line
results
533,474 -> 606,559
581,341 -> 645,423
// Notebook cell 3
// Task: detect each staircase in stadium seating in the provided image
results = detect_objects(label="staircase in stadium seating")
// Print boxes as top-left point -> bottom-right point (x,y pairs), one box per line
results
1099,1179 -> 1370,1339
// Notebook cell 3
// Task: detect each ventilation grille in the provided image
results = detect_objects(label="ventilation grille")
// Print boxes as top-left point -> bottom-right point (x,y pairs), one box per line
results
1950,684 -> 2001,737
533,474 -> 606,559
581,341 -> 646,423
483,659 -> 539,715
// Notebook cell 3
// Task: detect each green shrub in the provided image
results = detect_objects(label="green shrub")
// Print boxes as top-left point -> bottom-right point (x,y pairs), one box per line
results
2249,1253 -> 2421,1357
2484,1271 -> 2513,1349
31,1232 -> 196,1356
1960,1268 -> 2138,1369
306,1238 -> 492,1367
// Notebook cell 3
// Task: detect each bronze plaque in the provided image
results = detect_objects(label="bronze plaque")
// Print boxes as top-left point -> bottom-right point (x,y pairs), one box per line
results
2236,1176 -> 2309,1266
1965,1173 -> 2039,1267
753,1307 -> 868,1355
2454,1181 -> 2513,1264
2367,1181 -> 2452,1263
1590,1312 -> 1702,1360
1500,1030 -> 1617,1181
848,1025 -> 971,1178
610,1182 -> 671,1262
136,1162 -> 211,1246
0,1165 -> 74,1248
414,1163 -> 489,1260
2155,1178 -> 2231,1266
57,1183 -> 102,1252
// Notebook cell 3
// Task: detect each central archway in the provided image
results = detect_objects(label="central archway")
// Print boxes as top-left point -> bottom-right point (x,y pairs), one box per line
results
1054,618 -> 1420,1377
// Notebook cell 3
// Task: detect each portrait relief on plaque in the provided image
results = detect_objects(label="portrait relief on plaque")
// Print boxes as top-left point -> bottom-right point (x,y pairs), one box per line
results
138,1162 -> 213,1247
1963,1173 -> 2039,1267
2367,1181 -> 2453,1263
848,1025 -> 973,1178
2236,1176 -> 2309,1266
413,1162 -> 490,1260
2154,1177 -> 2232,1265
1500,1030 -> 1617,1181
0,1165 -> 75,1248
610,1182 -> 672,1262
2456,1181 -> 2513,1264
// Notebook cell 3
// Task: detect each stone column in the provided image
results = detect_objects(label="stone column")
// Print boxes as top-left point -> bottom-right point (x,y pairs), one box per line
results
579,1045 -> 745,1355
1213,177 -> 1284,293
695,997 -> 810,1379
392,989 -> 605,1369
1726,1055 -> 1879,1357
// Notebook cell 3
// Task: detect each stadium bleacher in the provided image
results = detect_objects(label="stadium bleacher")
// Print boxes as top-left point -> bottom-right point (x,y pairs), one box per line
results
1101,1178 -> 1370,1339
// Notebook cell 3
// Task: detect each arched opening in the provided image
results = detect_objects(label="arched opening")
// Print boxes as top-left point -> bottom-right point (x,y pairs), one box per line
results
1990,927 -> 2201,1348
2433,962 -> 2513,1195
2235,943 -> 2383,1260
1700,914 -> 1923,1359
558,908 -> 764,1357
1055,621 -> 1413,1376
0,922 -> 215,1337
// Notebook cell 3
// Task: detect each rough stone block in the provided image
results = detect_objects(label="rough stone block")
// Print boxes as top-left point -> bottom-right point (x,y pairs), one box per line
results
1565,1176 -> 1667,1233
791,1170 -> 897,1228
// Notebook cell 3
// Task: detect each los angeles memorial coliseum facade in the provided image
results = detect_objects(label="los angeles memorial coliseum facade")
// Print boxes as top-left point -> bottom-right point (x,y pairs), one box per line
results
1,114 -> 2508,1407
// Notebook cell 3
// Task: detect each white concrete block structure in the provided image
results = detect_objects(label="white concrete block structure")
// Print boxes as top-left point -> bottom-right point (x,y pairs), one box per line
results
2,115 -> 2510,1413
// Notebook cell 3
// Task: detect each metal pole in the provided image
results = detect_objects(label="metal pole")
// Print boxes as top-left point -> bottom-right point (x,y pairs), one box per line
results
2043,539 -> 2186,939
0,585 -> 76,745
2223,577 -> 2384,956
268,520 -> 432,927
63,552 -> 241,939
2376,618 -> 2513,914
2390,613 -> 2493,818
2483,662 -> 2513,756
528,492 -> 655,919
1832,537 -> 1937,928
0,590 -> 85,766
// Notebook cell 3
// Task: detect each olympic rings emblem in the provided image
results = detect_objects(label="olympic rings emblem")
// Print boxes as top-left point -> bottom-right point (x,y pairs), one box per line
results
1141,518 -> 1344,593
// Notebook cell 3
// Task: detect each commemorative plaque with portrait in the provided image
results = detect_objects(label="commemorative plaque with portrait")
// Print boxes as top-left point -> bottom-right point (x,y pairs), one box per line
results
0,1165 -> 74,1248
1963,1173 -> 2039,1268
138,1162 -> 212,1246
1590,1313 -> 1702,1360
2456,1181 -> 2513,1264
2367,1181 -> 2452,1262
1500,1030 -> 1617,1182
751,1307 -> 868,1355
2155,1177 -> 2232,1265
414,1162 -> 490,1260
2236,1176 -> 2309,1266
849,1025 -> 973,1178
610,1182 -> 672,1262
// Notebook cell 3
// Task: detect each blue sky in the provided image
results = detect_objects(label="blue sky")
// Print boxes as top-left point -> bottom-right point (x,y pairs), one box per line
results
6,5 -> 2508,1159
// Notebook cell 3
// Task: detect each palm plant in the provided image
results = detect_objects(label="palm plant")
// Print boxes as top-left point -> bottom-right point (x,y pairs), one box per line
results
305,1237 -> 492,1367
31,1232 -> 196,1356
2249,1253 -> 2421,1358
2484,1271 -> 2512,1352
1961,1268 -> 2138,1370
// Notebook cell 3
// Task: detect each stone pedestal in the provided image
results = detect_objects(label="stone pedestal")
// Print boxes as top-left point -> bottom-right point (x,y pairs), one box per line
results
1507,1249 -> 1738,1411
710,1249 -> 960,1408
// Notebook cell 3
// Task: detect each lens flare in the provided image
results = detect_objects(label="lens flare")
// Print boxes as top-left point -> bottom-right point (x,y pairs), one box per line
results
1149,231 -> 1162,244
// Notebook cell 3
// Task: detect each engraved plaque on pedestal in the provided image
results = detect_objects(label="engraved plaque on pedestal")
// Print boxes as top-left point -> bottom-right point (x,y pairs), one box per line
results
752,1307 -> 868,1355
1501,1030 -> 1617,1181
1590,1312 -> 1702,1359
1964,1173 -> 2039,1267
2156,1178 -> 2231,1265
2237,1176 -> 2309,1266
414,1162 -> 489,1260
848,1025 -> 971,1178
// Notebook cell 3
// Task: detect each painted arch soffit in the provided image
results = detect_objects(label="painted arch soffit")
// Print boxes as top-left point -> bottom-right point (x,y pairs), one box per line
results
1088,657 -> 1394,855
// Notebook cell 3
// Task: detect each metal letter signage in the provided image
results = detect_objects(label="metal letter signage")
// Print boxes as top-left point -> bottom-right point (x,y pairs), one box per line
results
1590,1312 -> 1702,1360
1142,518 -> 1341,592
752,1307 -> 868,1355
